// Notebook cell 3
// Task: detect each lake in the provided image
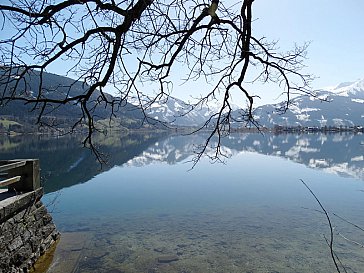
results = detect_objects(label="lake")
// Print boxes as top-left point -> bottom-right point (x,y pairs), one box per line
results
1,132 -> 364,273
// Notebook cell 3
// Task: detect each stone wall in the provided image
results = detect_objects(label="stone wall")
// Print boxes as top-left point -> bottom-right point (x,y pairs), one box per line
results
0,188 -> 60,273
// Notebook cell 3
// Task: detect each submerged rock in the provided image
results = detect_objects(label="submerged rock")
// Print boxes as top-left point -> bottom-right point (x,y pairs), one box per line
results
153,247 -> 165,253
157,255 -> 179,263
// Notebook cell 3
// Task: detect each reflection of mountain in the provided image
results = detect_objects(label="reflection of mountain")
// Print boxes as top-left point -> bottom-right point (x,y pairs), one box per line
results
125,134 -> 205,166
0,132 -> 167,193
228,133 -> 364,180
1,132 -> 363,193
126,133 -> 364,181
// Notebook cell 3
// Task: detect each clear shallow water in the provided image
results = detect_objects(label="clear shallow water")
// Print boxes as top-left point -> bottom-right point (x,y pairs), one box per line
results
2,132 -> 364,272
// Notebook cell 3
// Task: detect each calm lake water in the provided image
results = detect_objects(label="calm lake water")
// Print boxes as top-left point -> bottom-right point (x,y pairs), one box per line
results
1,132 -> 364,272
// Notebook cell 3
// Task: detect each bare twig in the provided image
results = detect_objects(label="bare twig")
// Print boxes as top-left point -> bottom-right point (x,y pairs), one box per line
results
300,179 -> 342,273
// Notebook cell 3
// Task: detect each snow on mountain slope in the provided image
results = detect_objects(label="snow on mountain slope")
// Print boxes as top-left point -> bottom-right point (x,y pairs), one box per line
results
129,95 -> 239,126
128,78 -> 364,128
249,78 -> 364,127
327,78 -> 364,97
129,95 -> 207,126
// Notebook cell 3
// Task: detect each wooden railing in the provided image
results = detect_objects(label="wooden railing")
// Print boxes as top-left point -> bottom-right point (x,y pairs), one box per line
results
0,159 -> 40,193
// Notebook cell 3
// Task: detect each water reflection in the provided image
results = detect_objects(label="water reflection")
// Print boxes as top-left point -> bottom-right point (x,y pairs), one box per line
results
0,132 -> 363,194
125,132 -> 364,181
0,131 -> 167,193
1,132 -> 364,272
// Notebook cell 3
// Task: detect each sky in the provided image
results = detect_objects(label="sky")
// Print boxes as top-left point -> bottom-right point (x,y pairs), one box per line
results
248,0 -> 364,104
2,0 -> 363,107
166,0 -> 364,106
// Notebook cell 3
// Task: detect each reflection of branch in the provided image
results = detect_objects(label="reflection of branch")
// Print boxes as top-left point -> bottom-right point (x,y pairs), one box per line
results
300,179 -> 342,273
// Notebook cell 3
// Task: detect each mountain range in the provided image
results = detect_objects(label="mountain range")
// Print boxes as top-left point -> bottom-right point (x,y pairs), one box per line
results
129,78 -> 364,128
129,95 -> 240,127
0,69 -> 152,130
1,68 -> 363,129
249,79 -> 364,128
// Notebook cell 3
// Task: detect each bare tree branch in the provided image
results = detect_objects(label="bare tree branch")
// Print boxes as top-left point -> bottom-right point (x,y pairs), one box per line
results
300,179 -> 342,273
0,0 -> 314,163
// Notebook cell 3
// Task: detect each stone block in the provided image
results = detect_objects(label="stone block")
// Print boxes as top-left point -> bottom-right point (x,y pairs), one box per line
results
21,230 -> 31,243
8,236 -> 23,252
40,223 -> 56,238
0,189 -> 43,224
33,205 -> 47,221
13,208 -> 28,223
3,217 -> 15,229
0,230 -> 14,245
0,250 -> 10,267
0,190 -> 59,273
12,222 -> 26,236
29,236 -> 42,252
42,213 -> 53,225
14,244 -> 32,266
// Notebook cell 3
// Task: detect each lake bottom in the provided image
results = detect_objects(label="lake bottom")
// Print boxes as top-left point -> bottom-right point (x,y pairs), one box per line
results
44,205 -> 364,273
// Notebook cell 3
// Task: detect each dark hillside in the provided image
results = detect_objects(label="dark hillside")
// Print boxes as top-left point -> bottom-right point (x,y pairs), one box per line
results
0,68 -> 151,130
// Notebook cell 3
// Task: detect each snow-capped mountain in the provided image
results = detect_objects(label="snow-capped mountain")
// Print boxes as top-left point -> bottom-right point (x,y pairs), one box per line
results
129,78 -> 364,128
251,78 -> 364,127
130,95 -> 238,127
328,79 -> 364,97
